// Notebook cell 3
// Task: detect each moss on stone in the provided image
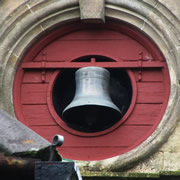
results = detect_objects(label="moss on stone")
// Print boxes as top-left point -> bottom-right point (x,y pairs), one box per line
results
81,170 -> 180,178
127,172 -> 160,178
80,170 -> 160,178
160,171 -> 180,176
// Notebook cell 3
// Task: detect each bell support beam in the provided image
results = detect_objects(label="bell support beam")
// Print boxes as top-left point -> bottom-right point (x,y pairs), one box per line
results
22,61 -> 165,69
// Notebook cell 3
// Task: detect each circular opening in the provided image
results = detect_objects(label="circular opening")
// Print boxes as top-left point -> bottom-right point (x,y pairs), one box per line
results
52,57 -> 132,133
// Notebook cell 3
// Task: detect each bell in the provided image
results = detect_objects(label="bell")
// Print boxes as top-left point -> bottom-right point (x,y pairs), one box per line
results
62,66 -> 121,132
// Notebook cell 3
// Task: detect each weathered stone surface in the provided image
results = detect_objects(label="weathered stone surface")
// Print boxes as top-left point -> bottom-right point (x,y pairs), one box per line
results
126,152 -> 164,174
79,0 -> 105,23
0,109 -> 50,154
159,0 -> 180,20
0,0 -> 26,25
142,0 -> 157,6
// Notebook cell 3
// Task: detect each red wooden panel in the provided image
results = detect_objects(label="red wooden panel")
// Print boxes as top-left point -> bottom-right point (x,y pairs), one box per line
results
21,83 -> 48,104
133,69 -> 163,82
34,40 -> 151,62
30,125 -> 152,147
60,147 -> 128,161
137,82 -> 164,103
13,22 -> 170,161
22,105 -> 57,125
23,70 -> 54,83
22,61 -> 165,69
125,104 -> 162,125
20,22 -> 164,63
59,29 -> 130,40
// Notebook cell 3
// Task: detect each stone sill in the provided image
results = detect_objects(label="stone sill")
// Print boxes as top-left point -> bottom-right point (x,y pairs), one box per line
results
81,171 -> 180,178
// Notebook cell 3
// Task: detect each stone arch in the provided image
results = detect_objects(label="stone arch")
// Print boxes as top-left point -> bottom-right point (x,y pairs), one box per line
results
0,0 -> 180,171
0,0 -> 80,113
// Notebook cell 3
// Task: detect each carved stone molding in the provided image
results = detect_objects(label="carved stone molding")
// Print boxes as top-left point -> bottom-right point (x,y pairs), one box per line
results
79,0 -> 105,23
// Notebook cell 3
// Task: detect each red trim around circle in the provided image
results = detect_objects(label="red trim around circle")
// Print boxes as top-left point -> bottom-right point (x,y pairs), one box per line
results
13,68 -> 26,125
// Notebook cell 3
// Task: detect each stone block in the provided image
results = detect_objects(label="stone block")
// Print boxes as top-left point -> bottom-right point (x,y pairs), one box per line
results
160,123 -> 180,153
0,109 -> 50,154
162,152 -> 180,172
126,152 -> 164,174
79,0 -> 105,23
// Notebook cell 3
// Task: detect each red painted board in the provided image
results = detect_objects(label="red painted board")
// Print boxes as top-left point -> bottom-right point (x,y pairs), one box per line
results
34,40 -> 150,62
133,69 -> 163,82
21,83 -> 48,104
137,82 -> 164,103
59,147 -> 128,161
59,29 -> 130,40
22,61 -> 165,69
125,104 -> 162,125
22,105 -> 57,125
23,70 -> 54,83
30,125 -> 152,147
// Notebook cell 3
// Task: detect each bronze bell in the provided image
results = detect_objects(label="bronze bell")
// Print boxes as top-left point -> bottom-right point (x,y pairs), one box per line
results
62,66 -> 121,132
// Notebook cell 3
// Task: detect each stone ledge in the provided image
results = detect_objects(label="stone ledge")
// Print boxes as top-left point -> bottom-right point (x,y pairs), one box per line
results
81,170 -> 180,178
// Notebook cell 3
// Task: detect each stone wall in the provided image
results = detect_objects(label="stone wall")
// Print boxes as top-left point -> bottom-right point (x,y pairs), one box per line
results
0,0 -> 180,178
122,0 -> 180,177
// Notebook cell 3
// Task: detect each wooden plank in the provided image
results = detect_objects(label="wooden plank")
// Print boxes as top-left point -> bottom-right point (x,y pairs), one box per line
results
33,40 -> 150,61
30,125 -> 151,147
22,61 -> 164,69
21,84 -> 48,104
59,29 -> 131,40
23,70 -> 54,83
22,105 -> 57,125
137,82 -> 165,103
125,104 -> 162,125
59,147 -> 128,161
133,69 -> 163,82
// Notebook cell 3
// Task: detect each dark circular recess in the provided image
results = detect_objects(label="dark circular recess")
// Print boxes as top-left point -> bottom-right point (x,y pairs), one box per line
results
52,56 -> 132,133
